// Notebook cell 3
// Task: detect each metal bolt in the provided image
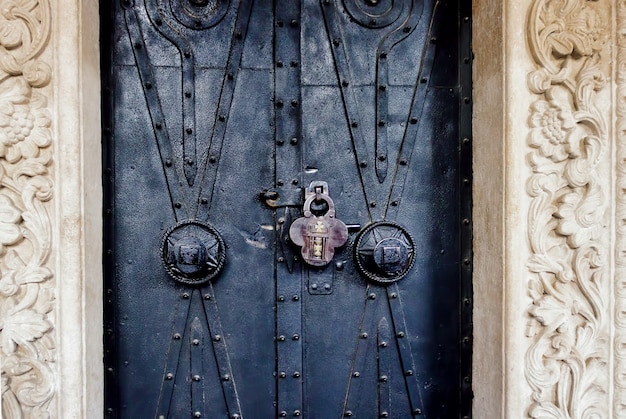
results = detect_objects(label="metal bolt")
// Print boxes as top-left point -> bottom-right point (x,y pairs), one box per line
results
279,371 -> 286,378
173,333 -> 181,340
405,370 -> 414,376
218,115 -> 226,122
277,61 -> 284,67
185,91 -> 191,98
186,128 -> 193,134
290,137 -> 298,145
209,156 -> 217,163
353,372 -> 360,377
397,331 -> 405,338
222,374 -> 230,381
278,295 -> 285,301
370,19 -> 377,25
413,408 -> 423,415
352,121 -> 358,128
311,283 -> 318,290
378,120 -> 386,127
279,412 -> 287,417
380,341 -> 388,347
344,411 -> 353,417
107,367 -> 113,373
293,371 -> 300,378
293,295 -> 299,301
182,293 -> 190,299
204,293 -> 211,300
193,374 -> 201,381
379,375 -> 388,382
278,335 -> 285,342
292,334 -> 300,340
165,159 -> 172,166
379,85 -> 386,91
192,339 -> 200,345
184,51 -> 191,58
166,373 -> 173,380
213,335 -> 222,342
369,293 -> 376,300
361,333 -> 368,339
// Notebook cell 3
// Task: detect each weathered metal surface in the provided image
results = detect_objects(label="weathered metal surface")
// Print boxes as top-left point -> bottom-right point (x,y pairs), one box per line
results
102,0 -> 473,417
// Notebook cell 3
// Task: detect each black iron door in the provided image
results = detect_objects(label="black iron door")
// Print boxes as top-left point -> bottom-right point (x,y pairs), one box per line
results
102,1 -> 472,418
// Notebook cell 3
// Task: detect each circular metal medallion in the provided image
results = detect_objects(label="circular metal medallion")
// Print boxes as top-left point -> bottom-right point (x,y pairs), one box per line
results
353,221 -> 415,285
161,220 -> 225,285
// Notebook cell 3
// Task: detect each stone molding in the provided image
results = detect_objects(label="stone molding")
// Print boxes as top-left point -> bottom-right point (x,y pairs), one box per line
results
525,0 -> 612,417
0,0 -> 56,417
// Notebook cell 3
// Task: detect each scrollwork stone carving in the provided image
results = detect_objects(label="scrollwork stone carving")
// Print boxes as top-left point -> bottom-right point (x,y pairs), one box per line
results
525,0 -> 611,418
0,0 -> 54,417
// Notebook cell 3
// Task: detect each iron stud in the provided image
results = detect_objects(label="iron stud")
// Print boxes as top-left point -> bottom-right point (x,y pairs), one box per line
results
292,179 -> 298,185
379,375 -> 388,382
201,198 -> 208,204
413,408 -> 422,415
344,411 -> 353,417
209,156 -> 217,163
277,138 -> 284,146
280,412 -> 287,417
464,258 -> 470,265
292,334 -> 300,340
378,120 -> 386,127
279,371 -> 286,378
291,100 -> 298,107
430,37 -> 437,44
278,295 -> 285,301
213,335 -> 221,342
293,371 -> 300,378
324,284 -> 331,290
293,295 -> 299,301
218,115 -> 226,122
278,257 -> 285,263
333,38 -> 340,46
405,370 -> 414,376
410,117 -> 418,124
397,331 -> 405,338
381,412 -> 389,418
380,341 -> 388,347
399,158 -> 408,165
222,374 -> 230,381
278,335 -> 285,342
311,283 -> 318,290
464,376 -> 470,383
369,293 -> 376,300
204,293 -> 211,300
145,81 -> 152,89
360,161 -> 367,167
232,415 -> 240,419
290,137 -> 298,145
192,339 -> 200,345
463,137 -> 470,144
166,373 -> 173,380
464,97 -> 470,104
361,333 -> 368,339
182,293 -> 190,299
194,413 -> 202,419
352,121 -> 358,128
277,61 -> 283,68
186,128 -> 192,134
370,201 -> 376,208
174,333 -> 181,339
391,200 -> 398,206
463,218 -> 470,225
193,374 -> 200,381
184,51 -> 191,58
165,159 -> 172,166
335,261 -> 344,271
353,372 -> 360,377
293,411 -> 301,416
463,336 -> 470,344
277,179 -> 284,186
290,19 -> 298,27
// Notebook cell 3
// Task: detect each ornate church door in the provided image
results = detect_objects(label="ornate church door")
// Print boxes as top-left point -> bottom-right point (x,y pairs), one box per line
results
102,0 -> 472,417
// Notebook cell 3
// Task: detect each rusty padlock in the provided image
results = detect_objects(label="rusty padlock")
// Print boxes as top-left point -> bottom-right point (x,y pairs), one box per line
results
289,184 -> 348,267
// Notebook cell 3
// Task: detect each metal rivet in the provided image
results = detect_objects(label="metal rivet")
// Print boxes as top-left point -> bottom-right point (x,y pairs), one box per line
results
378,154 -> 386,161
165,159 -> 172,166
333,38 -> 340,46
464,57 -> 470,64
397,331 -> 405,338
278,295 -> 285,301
464,298 -> 471,305
324,284 -> 331,290
381,412 -> 389,418
404,26 -> 411,33
391,200 -> 399,206
463,336 -> 470,343
107,408 -> 114,415
323,0 -> 330,5
107,367 -> 113,373
464,178 -> 470,185
291,100 -> 298,107
430,37 -> 437,44
292,334 -> 300,340
290,19 -> 298,27
182,293 -> 190,299
311,283 -> 318,290
278,335 -> 285,342
399,158 -> 408,166
185,91 -> 191,98
369,293 -> 376,300
235,31 -> 242,39
463,218 -> 470,225
276,100 -> 284,108
192,339 -> 200,345
193,374 -> 201,381
379,51 -> 387,59
277,61 -> 284,67
370,19 -> 377,25
353,372 -> 360,377
232,415 -> 240,419
186,128 -> 193,134
335,261 -> 344,271
342,80 -> 349,87
279,371 -> 286,378
155,18 -> 162,26
344,411 -> 353,417
291,61 -> 298,67
410,117 -> 418,124
227,72 -> 234,80
277,138 -> 284,146
277,19 -> 283,27
280,412 -> 287,417
218,115 -> 226,122
359,160 -> 367,167
421,77 -> 427,84
370,201 -> 376,208
156,122 -> 162,130
166,373 -> 173,380
463,137 -> 470,144
186,158 -> 194,166
293,295 -> 299,301
209,156 -> 217,163
290,137 -> 298,145
379,85 -> 386,91
405,370 -> 414,376
201,197 -> 208,204
378,120 -> 386,127
361,333 -> 368,339
278,256 -> 285,263
352,121 -> 358,128
145,81 -> 152,89
213,335 -> 221,341
293,411 -> 301,417
464,376 -> 470,383
379,375 -> 388,382
380,341 -> 388,347
204,293 -> 211,300
222,374 -> 230,381
464,258 -> 471,265
414,408 -> 422,415
293,371 -> 300,378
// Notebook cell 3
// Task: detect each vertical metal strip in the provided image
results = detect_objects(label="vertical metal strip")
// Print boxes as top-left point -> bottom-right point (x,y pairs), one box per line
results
386,284 -> 424,416
201,284 -> 243,418
377,317 -> 391,418
155,292 -> 193,418
190,317 -> 204,418
124,4 -> 190,221
274,0 -> 304,417
197,0 -> 254,220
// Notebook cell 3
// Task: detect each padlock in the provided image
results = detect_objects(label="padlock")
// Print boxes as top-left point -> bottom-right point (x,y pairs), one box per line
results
289,189 -> 348,267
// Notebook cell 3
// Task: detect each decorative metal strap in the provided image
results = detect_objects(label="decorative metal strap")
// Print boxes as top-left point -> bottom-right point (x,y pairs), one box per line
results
378,317 -> 391,418
274,0 -> 304,416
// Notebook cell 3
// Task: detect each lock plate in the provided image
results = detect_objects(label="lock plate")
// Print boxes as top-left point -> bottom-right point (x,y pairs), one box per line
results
289,183 -> 348,267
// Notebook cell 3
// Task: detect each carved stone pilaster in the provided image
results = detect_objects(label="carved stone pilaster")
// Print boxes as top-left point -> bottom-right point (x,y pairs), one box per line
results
525,0 -> 611,417
0,1 -> 55,417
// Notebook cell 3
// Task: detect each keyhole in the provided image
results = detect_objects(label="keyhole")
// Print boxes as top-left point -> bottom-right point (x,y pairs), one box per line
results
310,199 -> 329,216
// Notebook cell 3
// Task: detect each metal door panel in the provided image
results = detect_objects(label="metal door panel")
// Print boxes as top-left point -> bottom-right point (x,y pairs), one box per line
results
103,0 -> 472,417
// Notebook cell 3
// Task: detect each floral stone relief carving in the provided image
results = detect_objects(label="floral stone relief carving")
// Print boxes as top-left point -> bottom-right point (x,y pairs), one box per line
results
525,0 -> 611,418
0,0 -> 55,418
